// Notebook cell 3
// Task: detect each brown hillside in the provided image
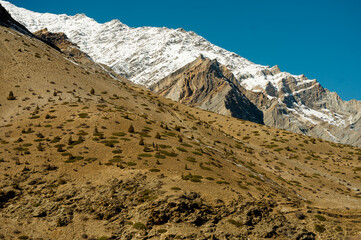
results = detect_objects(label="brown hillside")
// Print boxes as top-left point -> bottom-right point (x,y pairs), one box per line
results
0,26 -> 361,239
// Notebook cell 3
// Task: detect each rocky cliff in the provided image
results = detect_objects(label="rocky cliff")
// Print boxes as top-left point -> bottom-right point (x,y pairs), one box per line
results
242,67 -> 361,146
150,56 -> 263,124
154,57 -> 361,147
33,28 -> 89,59
32,28 -> 128,83
0,3 -> 31,35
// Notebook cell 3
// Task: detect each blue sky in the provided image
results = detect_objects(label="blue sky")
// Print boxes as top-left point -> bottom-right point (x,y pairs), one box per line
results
10,0 -> 361,100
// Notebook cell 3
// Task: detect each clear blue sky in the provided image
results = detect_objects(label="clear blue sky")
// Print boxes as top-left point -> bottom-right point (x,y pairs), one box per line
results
10,0 -> 361,100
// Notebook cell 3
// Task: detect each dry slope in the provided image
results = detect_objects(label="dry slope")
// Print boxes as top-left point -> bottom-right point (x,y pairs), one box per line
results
0,18 -> 361,240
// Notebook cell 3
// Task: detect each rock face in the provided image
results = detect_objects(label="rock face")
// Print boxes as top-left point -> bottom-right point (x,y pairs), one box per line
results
33,28 -> 89,59
33,28 -> 128,82
0,3 -> 60,51
242,69 -> 361,147
0,3 -> 31,35
153,57 -> 361,147
150,56 -> 263,124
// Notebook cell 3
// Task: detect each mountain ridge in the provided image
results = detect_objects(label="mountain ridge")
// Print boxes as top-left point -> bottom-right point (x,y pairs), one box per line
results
1,0 -> 360,147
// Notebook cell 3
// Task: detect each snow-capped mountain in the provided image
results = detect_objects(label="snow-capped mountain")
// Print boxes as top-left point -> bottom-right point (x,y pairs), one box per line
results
0,0 -> 268,86
1,0 -> 360,146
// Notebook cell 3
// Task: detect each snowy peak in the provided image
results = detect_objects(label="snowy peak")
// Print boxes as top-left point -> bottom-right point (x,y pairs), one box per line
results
0,1 -> 334,95
0,0 -> 265,86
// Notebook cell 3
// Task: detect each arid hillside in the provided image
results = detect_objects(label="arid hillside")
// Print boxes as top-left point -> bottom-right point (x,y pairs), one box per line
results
0,25 -> 361,240
3,0 -> 360,148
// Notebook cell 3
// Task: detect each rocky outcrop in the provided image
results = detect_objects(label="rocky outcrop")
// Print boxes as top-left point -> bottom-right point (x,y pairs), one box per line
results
150,56 -> 264,124
0,172 -> 317,239
154,57 -> 361,147
33,28 -> 129,83
242,68 -> 361,147
0,4 -> 60,51
0,3 -> 31,35
34,28 -> 89,59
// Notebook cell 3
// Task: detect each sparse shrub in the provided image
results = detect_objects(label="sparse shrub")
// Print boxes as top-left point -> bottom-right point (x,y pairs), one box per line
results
133,222 -> 146,230
160,150 -> 178,157
101,140 -> 119,147
56,144 -> 64,152
192,151 -> 202,156
78,113 -> 88,118
65,154 -> 84,163
76,136 -> 84,144
155,152 -> 165,159
315,215 -> 326,221
7,91 -> 16,100
44,164 -> 58,171
182,173 -> 203,182
335,226 -> 342,232
138,153 -> 152,157
45,114 -> 56,119
97,237 -> 109,240
18,236 -> 29,240
314,224 -> 326,233
112,132 -> 126,137
68,136 -> 73,145
186,157 -> 196,163
177,147 -> 187,152
227,219 -> 242,227
128,124 -> 135,133
295,212 -> 305,220
155,132 -> 161,139
51,136 -> 61,143
90,88 -> 95,95
37,143 -> 43,151
199,163 -> 212,171
143,146 -> 152,152
191,178 -> 201,182
216,180 -> 230,184
36,132 -> 44,138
